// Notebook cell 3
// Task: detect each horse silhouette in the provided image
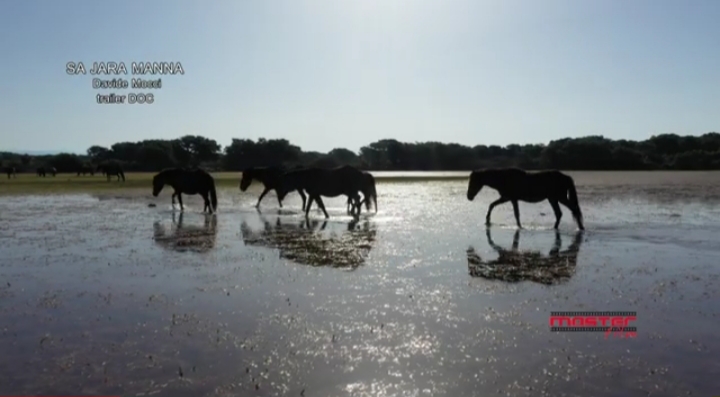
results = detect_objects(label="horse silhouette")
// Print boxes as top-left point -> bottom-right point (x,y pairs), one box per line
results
240,166 -> 308,210
36,166 -> 56,177
76,165 -> 94,176
4,166 -> 16,179
467,168 -> 584,230
277,165 -> 365,219
97,163 -> 125,182
152,167 -> 218,213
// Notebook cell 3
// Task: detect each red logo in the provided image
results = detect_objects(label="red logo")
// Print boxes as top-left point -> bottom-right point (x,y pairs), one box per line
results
549,311 -> 637,339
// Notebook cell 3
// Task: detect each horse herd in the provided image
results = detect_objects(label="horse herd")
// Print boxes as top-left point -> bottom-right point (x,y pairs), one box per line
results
151,165 -> 585,231
3,164 -> 127,181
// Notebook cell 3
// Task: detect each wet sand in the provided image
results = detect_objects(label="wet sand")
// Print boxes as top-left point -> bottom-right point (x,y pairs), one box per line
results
0,171 -> 719,396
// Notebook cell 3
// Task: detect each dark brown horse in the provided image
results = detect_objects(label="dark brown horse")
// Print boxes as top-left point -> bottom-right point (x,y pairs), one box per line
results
467,168 -> 584,230
4,166 -> 16,179
239,166 -> 307,210
277,165 -> 365,219
152,168 -> 218,213
37,166 -> 56,177
76,165 -> 95,176
97,163 -> 125,181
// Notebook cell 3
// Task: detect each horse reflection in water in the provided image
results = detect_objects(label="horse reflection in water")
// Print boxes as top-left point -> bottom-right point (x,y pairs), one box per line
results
240,217 -> 377,269
152,212 -> 218,253
467,228 -> 584,285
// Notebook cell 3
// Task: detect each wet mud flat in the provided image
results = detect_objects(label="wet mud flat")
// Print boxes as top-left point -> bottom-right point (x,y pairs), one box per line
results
1,173 -> 720,396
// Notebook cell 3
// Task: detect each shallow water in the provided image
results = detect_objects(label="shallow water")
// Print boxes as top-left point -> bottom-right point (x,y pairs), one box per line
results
1,171 -> 719,396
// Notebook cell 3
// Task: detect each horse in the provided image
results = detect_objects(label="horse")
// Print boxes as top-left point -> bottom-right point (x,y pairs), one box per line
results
97,163 -> 125,182
239,166 -> 307,210
466,168 -> 585,230
4,166 -> 16,179
152,168 -> 218,214
277,165 -> 365,219
38,166 -> 57,177
76,165 -> 94,176
346,171 -> 378,214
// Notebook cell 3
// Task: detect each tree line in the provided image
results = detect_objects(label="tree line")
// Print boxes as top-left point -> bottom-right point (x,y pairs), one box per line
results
3,133 -> 720,173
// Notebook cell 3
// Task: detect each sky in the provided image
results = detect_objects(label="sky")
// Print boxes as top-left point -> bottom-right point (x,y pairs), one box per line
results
1,0 -> 719,155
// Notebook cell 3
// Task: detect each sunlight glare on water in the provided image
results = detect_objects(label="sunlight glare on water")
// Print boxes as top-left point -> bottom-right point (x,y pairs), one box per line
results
0,171 -> 719,396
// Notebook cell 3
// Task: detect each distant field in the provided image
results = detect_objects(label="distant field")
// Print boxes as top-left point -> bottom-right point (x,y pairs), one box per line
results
0,171 -> 470,195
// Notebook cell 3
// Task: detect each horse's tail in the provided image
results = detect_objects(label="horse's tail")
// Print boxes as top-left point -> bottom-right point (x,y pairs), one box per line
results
209,181 -> 218,213
566,175 -> 584,230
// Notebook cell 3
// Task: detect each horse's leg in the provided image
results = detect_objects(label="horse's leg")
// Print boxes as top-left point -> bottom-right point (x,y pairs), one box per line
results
353,194 -> 362,217
201,192 -> 209,213
256,187 -> 271,208
485,198 -> 509,225
306,196 -> 314,213
305,195 -> 318,218
511,200 -> 522,228
314,196 -> 330,219
177,193 -> 184,211
276,191 -> 283,208
298,189 -> 307,212
549,199 -> 562,229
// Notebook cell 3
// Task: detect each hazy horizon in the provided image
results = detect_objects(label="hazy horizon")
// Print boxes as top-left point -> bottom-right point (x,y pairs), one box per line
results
2,0 -> 720,154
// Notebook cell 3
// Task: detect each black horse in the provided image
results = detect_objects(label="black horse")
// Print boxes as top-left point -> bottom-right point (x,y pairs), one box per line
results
152,168 -> 218,214
77,165 -> 94,176
36,166 -> 56,177
346,171 -> 378,214
97,163 -> 125,182
277,165 -> 365,219
239,166 -> 307,210
467,168 -> 584,230
4,166 -> 16,179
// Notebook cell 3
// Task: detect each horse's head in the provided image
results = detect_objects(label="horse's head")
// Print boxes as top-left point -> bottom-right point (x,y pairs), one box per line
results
467,170 -> 485,201
239,168 -> 253,191
152,173 -> 164,197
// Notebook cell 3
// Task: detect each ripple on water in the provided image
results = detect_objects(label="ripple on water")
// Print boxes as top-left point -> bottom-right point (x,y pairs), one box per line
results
1,172 -> 720,396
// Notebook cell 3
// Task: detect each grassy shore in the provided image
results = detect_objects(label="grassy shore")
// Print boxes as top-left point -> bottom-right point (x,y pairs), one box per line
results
0,171 -> 468,195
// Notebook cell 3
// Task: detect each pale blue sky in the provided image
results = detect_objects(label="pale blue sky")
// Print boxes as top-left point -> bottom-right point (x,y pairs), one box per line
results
1,0 -> 719,154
